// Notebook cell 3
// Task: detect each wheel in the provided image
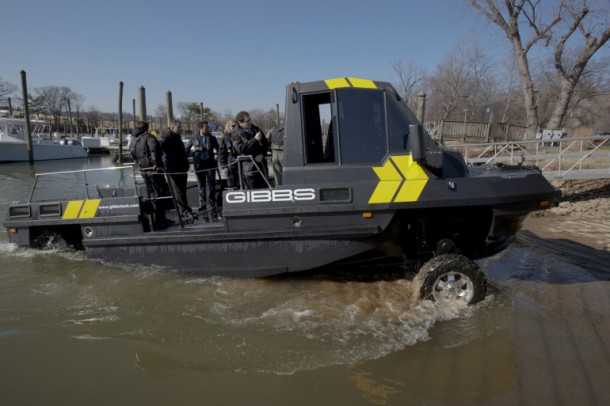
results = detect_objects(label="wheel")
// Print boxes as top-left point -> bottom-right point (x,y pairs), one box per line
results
416,254 -> 487,305
32,231 -> 68,250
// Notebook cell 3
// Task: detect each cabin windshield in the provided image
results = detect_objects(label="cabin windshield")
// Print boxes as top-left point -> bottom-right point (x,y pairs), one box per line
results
336,88 -> 387,164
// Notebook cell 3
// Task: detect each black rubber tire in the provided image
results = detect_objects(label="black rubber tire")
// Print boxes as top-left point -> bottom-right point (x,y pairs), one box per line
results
416,254 -> 487,305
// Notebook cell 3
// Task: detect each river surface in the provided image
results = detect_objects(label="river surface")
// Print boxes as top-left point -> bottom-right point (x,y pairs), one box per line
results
1,158 -> 610,405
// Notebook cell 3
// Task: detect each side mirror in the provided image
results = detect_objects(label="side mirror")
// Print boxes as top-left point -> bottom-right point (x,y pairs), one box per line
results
408,124 -> 424,162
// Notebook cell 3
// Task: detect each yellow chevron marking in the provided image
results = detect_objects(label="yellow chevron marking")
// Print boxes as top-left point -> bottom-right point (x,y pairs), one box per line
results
79,199 -> 101,219
368,159 -> 403,204
62,200 -> 84,220
391,155 -> 429,202
368,154 -> 429,204
347,77 -> 377,89
324,77 -> 351,89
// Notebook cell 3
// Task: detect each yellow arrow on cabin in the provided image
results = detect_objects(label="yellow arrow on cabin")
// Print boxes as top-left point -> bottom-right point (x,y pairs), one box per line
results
368,154 -> 429,204
368,159 -> 403,204
391,155 -> 429,202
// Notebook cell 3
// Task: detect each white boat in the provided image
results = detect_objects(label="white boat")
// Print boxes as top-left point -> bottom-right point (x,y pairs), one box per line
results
0,118 -> 88,163
81,135 -> 111,154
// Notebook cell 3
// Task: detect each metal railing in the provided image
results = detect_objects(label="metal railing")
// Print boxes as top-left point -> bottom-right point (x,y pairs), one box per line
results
448,136 -> 610,180
29,166 -> 137,202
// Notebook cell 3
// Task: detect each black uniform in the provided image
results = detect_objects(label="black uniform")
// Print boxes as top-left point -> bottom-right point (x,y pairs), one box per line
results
192,131 -> 219,220
160,130 -> 192,218
231,124 -> 269,189
129,128 -> 170,227
218,134 -> 239,188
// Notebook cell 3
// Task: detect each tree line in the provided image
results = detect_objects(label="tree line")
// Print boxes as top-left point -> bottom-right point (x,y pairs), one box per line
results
1,77 -> 281,135
396,0 -> 610,135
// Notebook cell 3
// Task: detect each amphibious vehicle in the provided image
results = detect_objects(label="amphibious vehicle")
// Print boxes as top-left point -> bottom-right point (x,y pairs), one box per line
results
4,77 -> 559,304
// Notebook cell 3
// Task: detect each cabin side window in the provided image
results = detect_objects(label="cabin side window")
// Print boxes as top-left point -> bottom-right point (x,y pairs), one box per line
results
337,88 -> 387,164
301,92 -> 336,164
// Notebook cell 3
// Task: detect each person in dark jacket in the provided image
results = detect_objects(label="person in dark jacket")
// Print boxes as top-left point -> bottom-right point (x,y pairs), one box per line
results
219,120 -> 239,189
129,121 -> 170,229
231,111 -> 269,189
160,120 -> 194,222
191,121 -> 219,221
268,126 -> 284,186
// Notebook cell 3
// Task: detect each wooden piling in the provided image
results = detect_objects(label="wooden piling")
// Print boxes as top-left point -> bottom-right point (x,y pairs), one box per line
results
166,91 -> 174,127
67,98 -> 74,137
118,81 -> 124,164
7,97 -> 13,117
138,86 -> 147,121
76,108 -> 80,137
20,70 -> 34,164
416,92 -> 426,123
131,98 -> 136,130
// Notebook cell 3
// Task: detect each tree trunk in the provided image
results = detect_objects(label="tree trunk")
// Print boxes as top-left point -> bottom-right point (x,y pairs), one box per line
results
546,76 -> 575,130
511,37 -> 539,137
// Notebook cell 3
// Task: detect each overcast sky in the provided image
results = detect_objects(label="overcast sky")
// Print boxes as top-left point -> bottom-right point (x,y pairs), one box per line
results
2,0 -> 606,115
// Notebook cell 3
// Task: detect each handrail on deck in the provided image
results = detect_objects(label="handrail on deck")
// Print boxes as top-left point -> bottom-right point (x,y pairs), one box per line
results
34,165 -> 135,177
28,165 -> 137,203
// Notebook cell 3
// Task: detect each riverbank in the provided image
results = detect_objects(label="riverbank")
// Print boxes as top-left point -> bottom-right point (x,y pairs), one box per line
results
524,179 -> 610,251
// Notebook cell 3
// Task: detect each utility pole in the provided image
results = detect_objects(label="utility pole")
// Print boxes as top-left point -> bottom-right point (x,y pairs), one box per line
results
20,70 -> 34,164
118,81 -> 124,164
200,102 -> 204,122
166,91 -> 174,127
138,86 -> 147,121
276,103 -> 280,127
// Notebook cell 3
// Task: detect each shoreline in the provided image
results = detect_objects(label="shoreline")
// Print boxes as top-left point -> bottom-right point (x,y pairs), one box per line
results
523,179 -> 610,251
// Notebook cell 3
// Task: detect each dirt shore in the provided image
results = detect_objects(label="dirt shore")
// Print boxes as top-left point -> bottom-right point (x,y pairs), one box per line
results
524,179 -> 610,251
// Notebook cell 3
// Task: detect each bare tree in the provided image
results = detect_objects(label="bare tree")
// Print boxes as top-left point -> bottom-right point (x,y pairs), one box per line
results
32,86 -> 82,132
249,108 -> 278,132
426,44 -> 498,122
469,0 -> 610,132
546,0 -> 610,128
468,0 -> 563,135
537,54 -> 610,127
0,77 -> 16,98
392,61 -> 425,111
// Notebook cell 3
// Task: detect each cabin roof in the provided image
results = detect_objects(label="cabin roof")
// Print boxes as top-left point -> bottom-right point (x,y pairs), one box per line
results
291,77 -> 397,94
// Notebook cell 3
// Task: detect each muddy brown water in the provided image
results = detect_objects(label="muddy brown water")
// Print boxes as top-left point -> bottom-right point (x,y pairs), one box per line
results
1,158 -> 610,406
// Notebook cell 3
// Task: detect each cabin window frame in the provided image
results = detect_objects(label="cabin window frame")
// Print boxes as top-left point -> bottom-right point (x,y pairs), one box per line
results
299,90 -> 341,166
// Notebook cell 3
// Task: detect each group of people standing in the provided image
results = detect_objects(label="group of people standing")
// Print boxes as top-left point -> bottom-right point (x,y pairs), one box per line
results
129,110 -> 283,230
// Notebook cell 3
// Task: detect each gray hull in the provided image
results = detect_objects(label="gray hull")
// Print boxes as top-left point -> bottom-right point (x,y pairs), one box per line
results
0,142 -> 88,162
